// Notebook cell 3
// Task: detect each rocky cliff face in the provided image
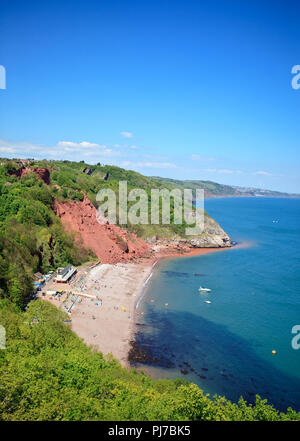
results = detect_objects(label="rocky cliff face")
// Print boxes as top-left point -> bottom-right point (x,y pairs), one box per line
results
189,215 -> 231,248
54,195 -> 149,264
54,195 -> 230,264
146,215 -> 231,248
21,167 -> 51,184
8,166 -> 51,184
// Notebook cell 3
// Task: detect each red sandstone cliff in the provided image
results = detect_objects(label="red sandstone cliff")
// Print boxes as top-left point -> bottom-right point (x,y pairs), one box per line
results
9,166 -> 50,184
21,167 -> 51,184
54,195 -> 149,264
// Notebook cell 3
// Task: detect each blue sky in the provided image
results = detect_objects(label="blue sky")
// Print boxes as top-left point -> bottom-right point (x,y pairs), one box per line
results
0,0 -> 300,192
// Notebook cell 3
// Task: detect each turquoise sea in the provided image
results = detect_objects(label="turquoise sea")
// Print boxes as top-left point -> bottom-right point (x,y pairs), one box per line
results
135,197 -> 300,411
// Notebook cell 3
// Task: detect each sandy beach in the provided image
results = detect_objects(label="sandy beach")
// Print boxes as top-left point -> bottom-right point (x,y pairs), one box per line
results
40,244 -> 233,367
69,261 -> 153,366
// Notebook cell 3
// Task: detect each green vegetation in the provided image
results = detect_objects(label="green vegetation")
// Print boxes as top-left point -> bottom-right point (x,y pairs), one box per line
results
151,176 -> 240,196
0,299 -> 299,421
47,159 -> 194,238
0,160 -> 94,308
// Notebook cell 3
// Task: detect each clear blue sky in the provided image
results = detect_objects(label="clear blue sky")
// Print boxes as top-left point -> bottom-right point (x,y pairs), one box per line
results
1,0 -> 300,192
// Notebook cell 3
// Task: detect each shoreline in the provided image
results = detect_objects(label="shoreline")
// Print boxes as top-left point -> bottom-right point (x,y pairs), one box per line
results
40,244 -> 237,368
70,261 -> 153,368
129,240 -> 254,366
73,245 -> 229,368
134,259 -> 158,311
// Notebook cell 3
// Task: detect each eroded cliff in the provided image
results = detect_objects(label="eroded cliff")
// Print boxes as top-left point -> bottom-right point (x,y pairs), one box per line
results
54,195 -> 150,263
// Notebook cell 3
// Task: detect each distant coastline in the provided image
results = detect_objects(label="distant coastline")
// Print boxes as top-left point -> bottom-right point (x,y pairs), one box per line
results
205,194 -> 300,199
150,176 -> 300,199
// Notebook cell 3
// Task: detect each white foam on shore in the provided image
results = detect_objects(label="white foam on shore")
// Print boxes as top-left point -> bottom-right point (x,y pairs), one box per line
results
135,260 -> 158,310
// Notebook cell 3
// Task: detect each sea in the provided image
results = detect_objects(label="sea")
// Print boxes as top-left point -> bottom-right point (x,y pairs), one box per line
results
134,197 -> 300,411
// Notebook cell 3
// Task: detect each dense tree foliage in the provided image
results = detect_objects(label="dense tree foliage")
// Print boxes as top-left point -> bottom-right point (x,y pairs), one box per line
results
0,161 -> 94,307
0,300 -> 299,421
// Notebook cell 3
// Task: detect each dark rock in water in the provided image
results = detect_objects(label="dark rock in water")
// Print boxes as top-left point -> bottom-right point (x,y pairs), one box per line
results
181,369 -> 188,375
162,270 -> 190,278
201,367 -> 208,371
128,340 -> 174,368
183,361 -> 190,367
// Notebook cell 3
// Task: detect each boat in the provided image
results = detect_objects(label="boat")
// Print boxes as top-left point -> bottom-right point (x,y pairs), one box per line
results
205,300 -> 211,304
198,286 -> 211,292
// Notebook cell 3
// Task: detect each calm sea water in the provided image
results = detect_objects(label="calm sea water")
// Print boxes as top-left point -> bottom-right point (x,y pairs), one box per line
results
135,197 -> 300,411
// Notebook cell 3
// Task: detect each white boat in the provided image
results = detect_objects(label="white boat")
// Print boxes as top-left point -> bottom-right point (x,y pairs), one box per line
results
205,300 -> 211,304
198,286 -> 211,292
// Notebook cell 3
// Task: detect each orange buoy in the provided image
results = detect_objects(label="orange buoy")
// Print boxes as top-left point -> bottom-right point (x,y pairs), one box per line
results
272,350 -> 277,354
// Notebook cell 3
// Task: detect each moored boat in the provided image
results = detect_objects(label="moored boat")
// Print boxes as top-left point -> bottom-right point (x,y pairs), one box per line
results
199,286 -> 211,292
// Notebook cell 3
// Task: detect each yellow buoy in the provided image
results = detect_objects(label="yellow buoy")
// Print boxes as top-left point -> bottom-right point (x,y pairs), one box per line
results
272,350 -> 277,354
165,303 -> 168,307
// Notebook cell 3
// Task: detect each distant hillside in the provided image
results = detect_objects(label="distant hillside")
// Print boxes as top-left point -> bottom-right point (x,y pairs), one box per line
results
150,176 -> 300,198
